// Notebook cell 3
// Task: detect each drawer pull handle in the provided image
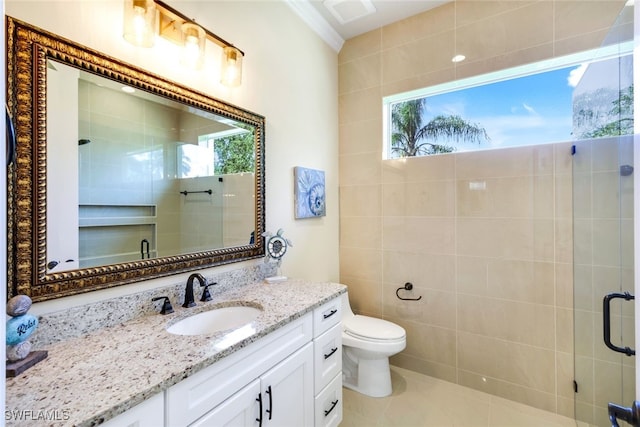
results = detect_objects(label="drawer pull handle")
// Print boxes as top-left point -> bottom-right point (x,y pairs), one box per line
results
256,393 -> 263,426
266,385 -> 273,420
323,309 -> 338,319
324,347 -> 338,360
324,399 -> 339,416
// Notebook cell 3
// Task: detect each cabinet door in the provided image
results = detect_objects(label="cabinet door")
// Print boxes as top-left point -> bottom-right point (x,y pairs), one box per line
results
101,393 -> 163,427
260,343 -> 314,426
189,379 -> 260,427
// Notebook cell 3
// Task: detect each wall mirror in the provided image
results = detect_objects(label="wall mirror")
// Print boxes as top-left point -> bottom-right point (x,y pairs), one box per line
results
6,17 -> 265,302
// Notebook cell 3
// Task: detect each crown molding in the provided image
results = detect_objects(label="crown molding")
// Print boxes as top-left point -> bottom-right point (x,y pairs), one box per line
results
284,0 -> 345,53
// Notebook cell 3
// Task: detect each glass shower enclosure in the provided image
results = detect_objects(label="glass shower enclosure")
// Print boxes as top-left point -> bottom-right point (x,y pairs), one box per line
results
572,4 -> 635,426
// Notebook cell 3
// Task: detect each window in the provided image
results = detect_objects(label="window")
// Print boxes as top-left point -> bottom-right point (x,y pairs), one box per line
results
383,43 -> 634,159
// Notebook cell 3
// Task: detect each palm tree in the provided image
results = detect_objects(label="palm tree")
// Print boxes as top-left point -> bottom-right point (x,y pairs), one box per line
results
391,98 -> 490,157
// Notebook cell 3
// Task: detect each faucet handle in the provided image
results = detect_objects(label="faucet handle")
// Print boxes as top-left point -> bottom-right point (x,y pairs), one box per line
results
200,281 -> 217,302
152,296 -> 174,315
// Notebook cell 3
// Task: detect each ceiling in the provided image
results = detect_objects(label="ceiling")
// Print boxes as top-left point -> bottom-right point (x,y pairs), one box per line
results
286,0 -> 449,51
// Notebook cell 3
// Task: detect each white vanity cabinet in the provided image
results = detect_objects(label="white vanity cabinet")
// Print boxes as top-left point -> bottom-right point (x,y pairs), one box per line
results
312,298 -> 343,427
190,344 -> 314,427
111,294 -> 344,427
165,313 -> 314,427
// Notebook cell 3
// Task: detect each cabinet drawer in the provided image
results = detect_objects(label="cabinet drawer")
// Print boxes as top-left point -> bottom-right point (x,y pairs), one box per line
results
313,296 -> 341,337
314,373 -> 342,427
166,313 -> 312,427
314,323 -> 342,394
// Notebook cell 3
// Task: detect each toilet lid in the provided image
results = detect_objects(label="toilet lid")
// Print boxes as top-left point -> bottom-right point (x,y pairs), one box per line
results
344,315 -> 405,341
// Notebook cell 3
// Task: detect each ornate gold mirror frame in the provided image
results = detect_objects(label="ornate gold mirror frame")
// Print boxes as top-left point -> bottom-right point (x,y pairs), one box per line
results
6,17 -> 266,302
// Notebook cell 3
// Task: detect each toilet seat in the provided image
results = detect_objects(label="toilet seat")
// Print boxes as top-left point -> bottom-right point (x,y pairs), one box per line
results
344,315 -> 405,342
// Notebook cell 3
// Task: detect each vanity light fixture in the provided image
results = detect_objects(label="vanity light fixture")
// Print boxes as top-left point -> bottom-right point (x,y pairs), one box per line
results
221,46 -> 243,88
180,22 -> 206,69
122,0 -> 245,85
123,0 -> 158,48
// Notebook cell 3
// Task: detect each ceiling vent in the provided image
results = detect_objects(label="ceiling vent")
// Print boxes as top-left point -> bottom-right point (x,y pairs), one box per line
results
323,0 -> 376,25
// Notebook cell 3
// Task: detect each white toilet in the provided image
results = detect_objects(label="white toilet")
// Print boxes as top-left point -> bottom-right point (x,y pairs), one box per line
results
341,292 -> 406,398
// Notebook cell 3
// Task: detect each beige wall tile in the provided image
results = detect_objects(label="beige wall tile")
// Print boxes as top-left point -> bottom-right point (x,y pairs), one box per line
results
453,43 -> 554,81
341,274 -> 382,317
384,284 -> 456,329
555,173 -> 573,219
456,175 -> 554,219
593,360 -> 623,409
383,180 -> 456,217
486,259 -> 555,305
555,218 -> 573,264
383,216 -> 455,254
381,2 -> 454,49
391,352 -> 457,383
592,219 -> 621,267
339,118 -> 381,155
458,332 -> 556,393
573,264 -> 593,312
340,151 -> 382,186
457,256 -> 489,297
382,31 -> 455,85
383,251 -> 455,292
338,86 -> 381,125
554,1 -> 626,42
456,218 -> 554,261
381,67 -> 456,97
574,309 -> 594,358
339,216 -> 381,249
556,308 -> 574,354
382,154 -> 455,183
455,144 -> 554,180
556,351 -> 575,400
338,53 -> 381,95
338,29 -> 381,64
458,294 -> 555,349
339,247 -> 382,283
556,262 -> 574,309
575,355 -> 595,404
391,318 -> 457,367
339,184 -> 381,217
455,1 -> 553,61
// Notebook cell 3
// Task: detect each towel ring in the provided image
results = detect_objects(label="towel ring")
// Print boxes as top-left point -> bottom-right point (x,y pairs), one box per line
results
396,282 -> 422,301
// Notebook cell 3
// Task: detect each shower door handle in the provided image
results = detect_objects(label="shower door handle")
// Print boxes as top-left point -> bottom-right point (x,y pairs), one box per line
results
603,292 -> 635,356
608,401 -> 640,427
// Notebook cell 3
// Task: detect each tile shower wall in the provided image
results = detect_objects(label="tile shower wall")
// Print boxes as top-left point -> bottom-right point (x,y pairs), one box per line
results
338,0 -> 626,419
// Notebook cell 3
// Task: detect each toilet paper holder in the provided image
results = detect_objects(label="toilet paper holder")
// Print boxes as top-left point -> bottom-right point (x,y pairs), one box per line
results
396,282 -> 422,301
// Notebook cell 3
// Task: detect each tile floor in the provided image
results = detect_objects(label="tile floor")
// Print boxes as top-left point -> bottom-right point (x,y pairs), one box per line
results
341,366 -> 588,427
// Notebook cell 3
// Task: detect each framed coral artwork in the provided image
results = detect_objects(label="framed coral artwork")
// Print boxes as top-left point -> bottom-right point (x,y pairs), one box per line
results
294,166 -> 326,219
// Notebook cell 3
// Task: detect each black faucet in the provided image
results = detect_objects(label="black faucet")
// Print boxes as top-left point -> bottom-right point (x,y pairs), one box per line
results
183,273 -> 206,308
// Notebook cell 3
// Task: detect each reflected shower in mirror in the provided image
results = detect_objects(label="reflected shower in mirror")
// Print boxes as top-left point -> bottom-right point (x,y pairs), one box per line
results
47,61 -> 256,272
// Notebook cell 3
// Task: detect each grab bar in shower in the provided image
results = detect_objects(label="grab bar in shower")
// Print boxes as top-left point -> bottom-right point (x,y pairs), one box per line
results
603,291 -> 635,356
179,189 -> 212,196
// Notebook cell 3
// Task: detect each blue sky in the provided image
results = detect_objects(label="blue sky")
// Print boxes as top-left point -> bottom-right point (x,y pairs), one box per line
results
421,65 -> 578,152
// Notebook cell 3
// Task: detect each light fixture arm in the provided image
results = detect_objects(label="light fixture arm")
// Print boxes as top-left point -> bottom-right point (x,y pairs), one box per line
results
153,0 -> 244,56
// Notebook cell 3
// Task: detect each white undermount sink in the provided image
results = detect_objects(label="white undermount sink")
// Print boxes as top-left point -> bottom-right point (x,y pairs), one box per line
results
167,305 -> 262,336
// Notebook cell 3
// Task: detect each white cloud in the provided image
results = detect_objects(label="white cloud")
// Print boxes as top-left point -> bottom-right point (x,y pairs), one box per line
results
522,103 -> 537,115
568,64 -> 588,87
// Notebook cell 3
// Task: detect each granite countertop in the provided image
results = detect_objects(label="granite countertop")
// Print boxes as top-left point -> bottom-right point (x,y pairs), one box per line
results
5,280 -> 346,427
